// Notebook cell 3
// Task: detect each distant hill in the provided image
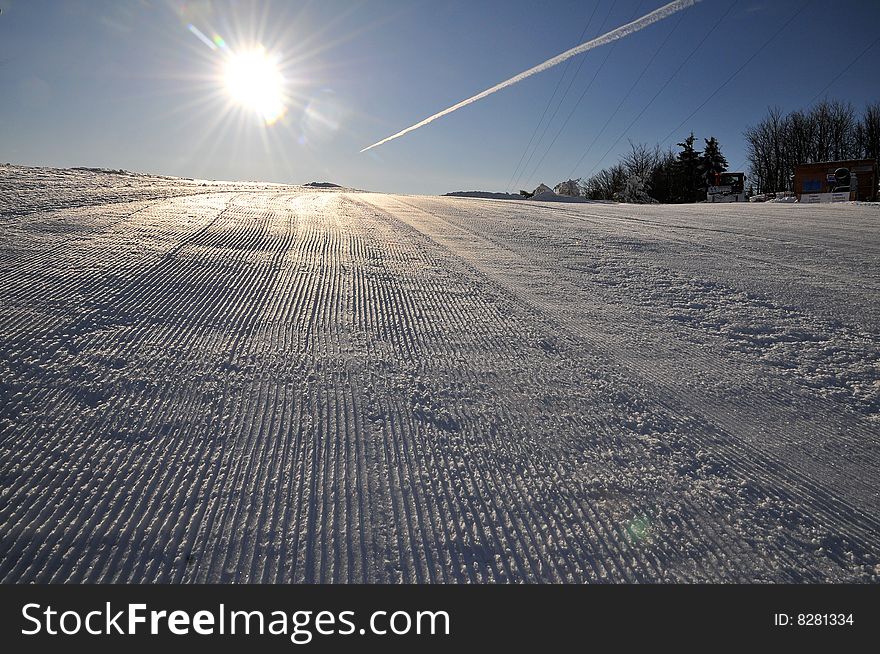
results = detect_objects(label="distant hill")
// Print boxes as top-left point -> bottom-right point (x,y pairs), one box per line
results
304,181 -> 341,188
443,191 -> 523,200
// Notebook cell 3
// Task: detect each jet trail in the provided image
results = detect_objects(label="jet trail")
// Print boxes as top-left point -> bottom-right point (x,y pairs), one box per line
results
361,0 -> 700,153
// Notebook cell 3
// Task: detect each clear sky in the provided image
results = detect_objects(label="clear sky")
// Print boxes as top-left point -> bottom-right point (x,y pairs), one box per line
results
1,0 -> 878,195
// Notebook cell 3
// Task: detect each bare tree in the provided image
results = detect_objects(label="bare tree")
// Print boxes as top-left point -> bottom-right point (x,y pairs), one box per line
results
584,164 -> 626,201
745,108 -> 786,193
745,100 -> 870,194
856,102 -> 880,162
621,141 -> 660,181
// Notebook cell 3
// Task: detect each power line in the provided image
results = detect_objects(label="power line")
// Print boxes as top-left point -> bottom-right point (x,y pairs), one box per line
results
576,0 -> 738,181
733,32 -> 880,179
503,2 -> 600,193
510,1 -> 616,192
807,34 -> 880,107
519,27 -> 621,189
518,0 -> 643,191
564,7 -> 685,181
658,0 -> 814,147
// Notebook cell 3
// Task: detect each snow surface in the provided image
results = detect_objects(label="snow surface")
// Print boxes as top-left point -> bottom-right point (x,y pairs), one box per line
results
1,164 -> 879,583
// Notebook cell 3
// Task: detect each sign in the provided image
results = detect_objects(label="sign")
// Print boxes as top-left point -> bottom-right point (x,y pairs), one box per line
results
800,192 -> 851,203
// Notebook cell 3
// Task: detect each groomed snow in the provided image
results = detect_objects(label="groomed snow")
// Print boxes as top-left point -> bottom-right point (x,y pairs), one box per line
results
1,165 -> 878,583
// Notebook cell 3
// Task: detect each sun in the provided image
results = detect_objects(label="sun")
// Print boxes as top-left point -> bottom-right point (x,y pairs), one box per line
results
223,46 -> 287,125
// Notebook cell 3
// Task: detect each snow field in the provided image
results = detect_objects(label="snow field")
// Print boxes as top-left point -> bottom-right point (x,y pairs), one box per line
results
1,166 -> 878,582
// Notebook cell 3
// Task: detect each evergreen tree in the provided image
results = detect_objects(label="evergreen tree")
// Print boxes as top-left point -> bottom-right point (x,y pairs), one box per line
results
699,137 -> 728,186
648,148 -> 677,204
675,132 -> 702,202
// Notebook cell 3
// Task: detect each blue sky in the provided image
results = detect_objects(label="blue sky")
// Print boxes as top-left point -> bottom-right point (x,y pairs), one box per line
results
1,0 -> 878,195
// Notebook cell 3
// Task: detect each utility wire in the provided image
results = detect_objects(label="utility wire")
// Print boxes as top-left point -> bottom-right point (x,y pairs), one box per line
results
504,2 -> 600,193
519,0 -> 644,191
807,34 -> 880,106
658,0 -> 814,147
510,1 -> 616,192
732,33 -> 880,180
564,7 -> 685,182
574,0 -> 737,180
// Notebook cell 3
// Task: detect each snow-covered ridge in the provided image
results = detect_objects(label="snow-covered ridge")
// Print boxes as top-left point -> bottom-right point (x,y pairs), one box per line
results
0,164 -> 293,218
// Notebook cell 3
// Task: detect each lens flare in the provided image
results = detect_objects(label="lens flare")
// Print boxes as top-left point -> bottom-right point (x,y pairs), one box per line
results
626,515 -> 652,544
223,46 -> 287,125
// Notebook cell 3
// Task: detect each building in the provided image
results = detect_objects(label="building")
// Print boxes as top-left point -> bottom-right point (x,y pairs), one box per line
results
793,159 -> 878,203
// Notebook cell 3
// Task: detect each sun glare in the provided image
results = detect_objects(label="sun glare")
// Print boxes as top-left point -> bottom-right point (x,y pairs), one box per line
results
223,46 -> 287,125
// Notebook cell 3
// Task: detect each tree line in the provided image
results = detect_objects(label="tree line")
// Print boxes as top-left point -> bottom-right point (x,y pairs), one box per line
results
744,100 -> 879,194
553,98 -> 879,203
559,133 -> 729,203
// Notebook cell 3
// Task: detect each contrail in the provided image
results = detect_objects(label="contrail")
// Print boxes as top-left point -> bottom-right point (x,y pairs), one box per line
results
361,0 -> 700,153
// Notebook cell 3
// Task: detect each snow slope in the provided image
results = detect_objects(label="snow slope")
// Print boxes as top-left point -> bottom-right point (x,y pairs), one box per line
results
1,165 -> 878,583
